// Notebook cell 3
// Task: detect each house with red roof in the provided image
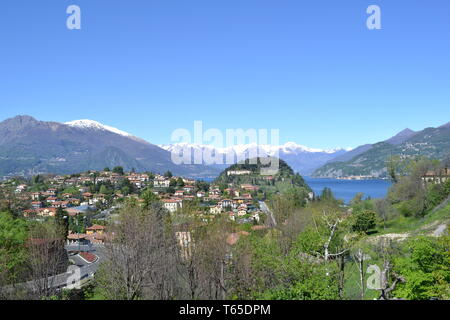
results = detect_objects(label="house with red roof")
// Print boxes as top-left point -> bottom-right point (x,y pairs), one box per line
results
86,224 -> 106,235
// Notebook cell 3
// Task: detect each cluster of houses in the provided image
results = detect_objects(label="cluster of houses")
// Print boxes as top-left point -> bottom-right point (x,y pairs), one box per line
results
8,168 -> 265,230
67,224 -> 107,246
154,174 -> 263,222
12,171 -> 154,218
207,193 -> 261,222
422,168 -> 450,184
22,187 -> 104,218
1,169 -> 277,263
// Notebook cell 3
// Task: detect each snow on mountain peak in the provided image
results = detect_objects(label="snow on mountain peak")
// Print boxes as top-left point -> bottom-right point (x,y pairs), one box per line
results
281,142 -> 326,153
159,142 -> 351,155
64,119 -> 133,137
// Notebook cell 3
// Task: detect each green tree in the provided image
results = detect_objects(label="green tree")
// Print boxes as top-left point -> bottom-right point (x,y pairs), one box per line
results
164,170 -> 173,178
55,207 -> 69,239
195,181 -> 210,192
118,178 -> 134,195
121,186 -> 130,196
176,177 -> 185,188
351,210 -> 377,234
259,263 -> 340,300
319,187 -> 340,204
32,175 -> 44,185
140,189 -> 159,210
387,155 -> 401,183
113,166 -> 124,175
166,187 -> 175,194
0,212 -> 28,286
99,185 -> 112,195
393,236 -> 450,300
62,186 -> 80,196
169,178 -> 177,187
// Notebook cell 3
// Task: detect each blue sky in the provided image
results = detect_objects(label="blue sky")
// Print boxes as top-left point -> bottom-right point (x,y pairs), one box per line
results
1,0 -> 449,149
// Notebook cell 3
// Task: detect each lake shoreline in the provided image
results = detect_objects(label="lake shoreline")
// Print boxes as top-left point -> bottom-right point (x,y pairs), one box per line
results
304,177 -> 392,203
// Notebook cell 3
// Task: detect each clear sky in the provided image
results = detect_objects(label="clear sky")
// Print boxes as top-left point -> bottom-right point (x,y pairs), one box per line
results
1,0 -> 449,149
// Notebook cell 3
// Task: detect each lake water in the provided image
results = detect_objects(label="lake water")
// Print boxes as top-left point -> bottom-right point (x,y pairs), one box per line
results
304,177 -> 392,203
198,176 -> 392,203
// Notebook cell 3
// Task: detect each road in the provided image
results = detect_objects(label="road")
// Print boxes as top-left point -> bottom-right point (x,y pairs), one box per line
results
42,244 -> 105,290
93,205 -> 120,220
433,224 -> 448,237
259,201 -> 277,227
45,244 -> 105,290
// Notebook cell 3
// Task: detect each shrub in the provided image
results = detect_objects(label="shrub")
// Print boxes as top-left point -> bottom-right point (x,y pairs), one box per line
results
351,210 -> 377,233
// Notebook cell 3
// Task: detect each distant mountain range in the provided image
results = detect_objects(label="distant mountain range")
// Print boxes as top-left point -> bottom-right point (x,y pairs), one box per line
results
3,115 -> 447,180
313,123 -> 450,178
0,115 -> 351,179
0,116 -> 220,178
159,142 -> 350,175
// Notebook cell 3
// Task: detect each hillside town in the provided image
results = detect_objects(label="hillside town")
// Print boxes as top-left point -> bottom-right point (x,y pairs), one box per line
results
0,167 -> 267,248
2,156 -> 450,302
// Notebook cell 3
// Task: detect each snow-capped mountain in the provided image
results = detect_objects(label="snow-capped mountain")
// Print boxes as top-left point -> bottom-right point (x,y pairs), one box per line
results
160,142 -> 349,155
65,119 -> 150,144
65,119 -> 134,138
159,142 -> 351,175
0,115 -> 220,178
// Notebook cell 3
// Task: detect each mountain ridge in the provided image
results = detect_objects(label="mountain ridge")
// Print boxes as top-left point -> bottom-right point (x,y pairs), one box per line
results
159,142 -> 350,175
0,115 -> 220,178
313,122 -> 450,178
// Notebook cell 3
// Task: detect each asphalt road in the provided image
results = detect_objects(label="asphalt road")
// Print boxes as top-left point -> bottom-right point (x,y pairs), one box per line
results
433,224 -> 448,237
259,201 -> 277,227
93,205 -> 120,220
41,244 -> 106,290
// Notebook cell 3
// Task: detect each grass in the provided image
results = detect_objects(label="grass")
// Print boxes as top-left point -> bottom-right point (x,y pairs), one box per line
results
373,202 -> 450,236
343,260 -> 381,300
341,201 -> 450,300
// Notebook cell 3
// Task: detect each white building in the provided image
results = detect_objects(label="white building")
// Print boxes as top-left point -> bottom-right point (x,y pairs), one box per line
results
227,170 -> 252,176
162,199 -> 183,213
154,178 -> 170,188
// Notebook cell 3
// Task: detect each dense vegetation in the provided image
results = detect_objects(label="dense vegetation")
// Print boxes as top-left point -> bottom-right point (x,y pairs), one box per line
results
1,157 -> 449,300
215,157 -> 311,200
313,123 -> 450,178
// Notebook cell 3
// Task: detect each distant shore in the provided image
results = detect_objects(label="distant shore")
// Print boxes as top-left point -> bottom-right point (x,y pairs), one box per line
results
311,176 -> 389,181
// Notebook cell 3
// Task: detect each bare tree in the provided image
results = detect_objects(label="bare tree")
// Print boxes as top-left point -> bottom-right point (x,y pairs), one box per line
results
441,154 -> 450,172
374,198 -> 389,230
97,203 -> 180,300
26,222 -> 68,299
176,216 -> 233,300
378,260 -> 405,300
178,247 -> 202,299
278,207 -> 311,255
352,248 -> 368,300
229,240 -> 255,299
197,217 -> 231,300
312,206 -> 349,261
175,220 -> 203,299
374,239 -> 405,300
